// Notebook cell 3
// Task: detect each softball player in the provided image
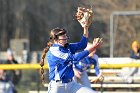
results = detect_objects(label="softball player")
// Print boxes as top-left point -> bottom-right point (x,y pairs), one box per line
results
39,7 -> 102,93
40,27 -> 103,93
73,42 -> 104,88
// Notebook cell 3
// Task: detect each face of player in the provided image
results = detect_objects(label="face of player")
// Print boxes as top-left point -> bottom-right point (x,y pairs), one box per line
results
57,34 -> 69,47
132,45 -> 139,53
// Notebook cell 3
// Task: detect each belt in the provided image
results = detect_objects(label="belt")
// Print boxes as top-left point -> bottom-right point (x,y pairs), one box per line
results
55,79 -> 72,83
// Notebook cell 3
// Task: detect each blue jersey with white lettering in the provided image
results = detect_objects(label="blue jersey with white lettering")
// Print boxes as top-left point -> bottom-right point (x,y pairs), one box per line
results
47,36 -> 89,81
74,54 -> 100,76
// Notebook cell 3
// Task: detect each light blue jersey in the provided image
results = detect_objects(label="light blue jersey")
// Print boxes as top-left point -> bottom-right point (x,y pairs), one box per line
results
74,54 -> 100,76
47,36 -> 89,82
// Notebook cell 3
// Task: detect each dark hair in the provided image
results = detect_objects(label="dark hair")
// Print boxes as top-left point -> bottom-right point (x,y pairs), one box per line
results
40,27 -> 67,84
49,27 -> 67,40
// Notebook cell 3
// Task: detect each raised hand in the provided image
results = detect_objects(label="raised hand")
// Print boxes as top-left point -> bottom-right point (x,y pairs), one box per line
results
93,38 -> 103,49
75,7 -> 93,28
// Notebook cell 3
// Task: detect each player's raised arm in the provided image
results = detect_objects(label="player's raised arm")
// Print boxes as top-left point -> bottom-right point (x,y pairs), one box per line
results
75,7 -> 93,38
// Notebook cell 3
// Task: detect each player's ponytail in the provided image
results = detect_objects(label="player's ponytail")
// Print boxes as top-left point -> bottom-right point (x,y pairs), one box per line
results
40,42 -> 52,85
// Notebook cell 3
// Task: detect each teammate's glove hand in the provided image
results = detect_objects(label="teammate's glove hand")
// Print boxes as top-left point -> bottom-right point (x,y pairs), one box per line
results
90,74 -> 104,83
75,7 -> 93,28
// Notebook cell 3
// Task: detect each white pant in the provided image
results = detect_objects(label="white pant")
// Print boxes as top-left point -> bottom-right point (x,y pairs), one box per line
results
0,81 -> 14,93
73,70 -> 91,88
48,80 -> 97,93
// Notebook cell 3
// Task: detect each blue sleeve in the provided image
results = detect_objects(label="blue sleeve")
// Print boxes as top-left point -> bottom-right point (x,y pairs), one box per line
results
69,36 -> 88,53
92,59 -> 100,76
73,64 -> 84,72
73,50 -> 89,63
47,47 -> 89,65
